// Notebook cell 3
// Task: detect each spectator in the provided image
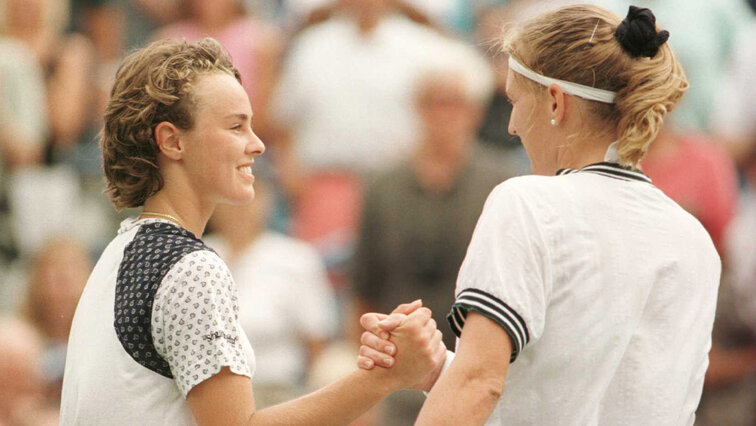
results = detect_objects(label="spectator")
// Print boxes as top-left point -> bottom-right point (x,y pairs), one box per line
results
206,179 -> 337,408
712,21 -> 756,178
23,237 -> 91,403
0,316 -> 58,426
351,39 -> 512,424
600,0 -> 755,133
0,37 -> 47,270
272,0 -> 450,284
3,0 -> 96,160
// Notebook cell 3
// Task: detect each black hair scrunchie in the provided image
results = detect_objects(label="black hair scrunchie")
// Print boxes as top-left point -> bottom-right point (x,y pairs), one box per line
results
615,5 -> 669,58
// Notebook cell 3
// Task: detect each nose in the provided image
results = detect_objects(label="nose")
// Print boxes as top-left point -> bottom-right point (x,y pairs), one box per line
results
247,130 -> 265,156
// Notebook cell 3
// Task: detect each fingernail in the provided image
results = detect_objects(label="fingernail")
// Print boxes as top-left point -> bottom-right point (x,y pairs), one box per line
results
385,345 -> 395,355
384,358 -> 393,367
380,332 -> 390,340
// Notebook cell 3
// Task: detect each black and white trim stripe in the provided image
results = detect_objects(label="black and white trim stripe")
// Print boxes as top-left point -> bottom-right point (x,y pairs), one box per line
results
556,162 -> 651,183
446,288 -> 530,363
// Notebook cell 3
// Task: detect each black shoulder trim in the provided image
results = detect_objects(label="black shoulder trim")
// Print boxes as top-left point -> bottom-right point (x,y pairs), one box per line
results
114,222 -> 211,378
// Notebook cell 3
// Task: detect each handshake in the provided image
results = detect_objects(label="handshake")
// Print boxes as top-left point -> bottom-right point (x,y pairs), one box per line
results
355,300 -> 448,392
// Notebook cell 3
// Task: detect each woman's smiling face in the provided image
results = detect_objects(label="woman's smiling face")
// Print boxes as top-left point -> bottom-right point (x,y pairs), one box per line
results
179,72 -> 265,206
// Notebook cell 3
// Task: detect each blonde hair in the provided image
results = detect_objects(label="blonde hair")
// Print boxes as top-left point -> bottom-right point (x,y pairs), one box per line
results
101,38 -> 241,210
502,5 -> 688,167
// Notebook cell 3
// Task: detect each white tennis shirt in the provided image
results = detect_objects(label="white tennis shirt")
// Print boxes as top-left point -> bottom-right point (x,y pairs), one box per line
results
448,161 -> 720,425
60,218 -> 255,425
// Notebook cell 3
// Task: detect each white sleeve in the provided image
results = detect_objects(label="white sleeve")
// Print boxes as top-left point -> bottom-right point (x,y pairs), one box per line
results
447,182 -> 553,362
152,250 -> 251,397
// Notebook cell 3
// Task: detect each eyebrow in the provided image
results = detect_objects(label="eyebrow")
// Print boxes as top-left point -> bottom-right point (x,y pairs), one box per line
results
225,113 -> 252,121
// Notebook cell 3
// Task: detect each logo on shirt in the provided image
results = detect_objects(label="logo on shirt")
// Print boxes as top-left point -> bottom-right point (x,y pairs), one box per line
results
203,331 -> 237,344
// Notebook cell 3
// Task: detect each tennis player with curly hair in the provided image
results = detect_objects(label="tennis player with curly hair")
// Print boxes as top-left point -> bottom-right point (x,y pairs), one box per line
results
60,38 -> 445,426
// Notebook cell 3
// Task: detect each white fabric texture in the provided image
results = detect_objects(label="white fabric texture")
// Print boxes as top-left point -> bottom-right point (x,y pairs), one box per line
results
152,250 -> 254,397
451,168 -> 720,425
60,218 -> 255,426
272,15 -> 449,173
206,232 -> 336,385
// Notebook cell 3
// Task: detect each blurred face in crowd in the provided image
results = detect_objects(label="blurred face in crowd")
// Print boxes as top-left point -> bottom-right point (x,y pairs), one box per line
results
417,74 -> 479,158
175,72 -> 265,208
0,320 -> 44,424
506,69 -> 556,175
6,0 -> 45,30
340,0 -> 392,16
189,0 -> 241,27
28,239 -> 91,342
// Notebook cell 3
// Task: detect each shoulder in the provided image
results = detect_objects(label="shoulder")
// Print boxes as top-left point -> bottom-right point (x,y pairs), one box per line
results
254,232 -> 321,263
290,18 -> 350,51
119,222 -> 221,288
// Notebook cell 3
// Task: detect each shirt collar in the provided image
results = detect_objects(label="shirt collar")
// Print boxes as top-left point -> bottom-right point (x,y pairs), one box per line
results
555,142 -> 652,184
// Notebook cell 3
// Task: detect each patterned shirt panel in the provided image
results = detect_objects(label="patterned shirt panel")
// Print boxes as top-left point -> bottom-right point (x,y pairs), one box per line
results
114,222 -> 209,378
152,249 -> 251,397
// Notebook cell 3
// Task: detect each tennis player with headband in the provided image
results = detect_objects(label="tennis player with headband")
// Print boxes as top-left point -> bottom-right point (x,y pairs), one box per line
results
357,5 -> 721,425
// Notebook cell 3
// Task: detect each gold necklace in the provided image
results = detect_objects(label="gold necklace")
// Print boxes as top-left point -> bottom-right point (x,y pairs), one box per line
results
140,211 -> 185,228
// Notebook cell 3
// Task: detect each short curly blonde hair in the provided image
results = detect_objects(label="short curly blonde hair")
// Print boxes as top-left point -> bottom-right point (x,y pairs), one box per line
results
101,38 -> 241,210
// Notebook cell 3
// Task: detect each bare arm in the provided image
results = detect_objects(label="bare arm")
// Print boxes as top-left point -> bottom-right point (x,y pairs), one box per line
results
416,312 -> 512,426
187,307 -> 444,426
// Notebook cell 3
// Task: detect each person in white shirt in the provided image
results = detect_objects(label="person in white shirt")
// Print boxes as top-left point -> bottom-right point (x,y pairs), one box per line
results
60,37 -> 445,426
357,5 -> 720,425
206,179 -> 337,407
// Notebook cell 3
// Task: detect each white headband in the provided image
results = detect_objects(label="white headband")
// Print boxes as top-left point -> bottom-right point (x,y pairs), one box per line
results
508,56 -> 616,104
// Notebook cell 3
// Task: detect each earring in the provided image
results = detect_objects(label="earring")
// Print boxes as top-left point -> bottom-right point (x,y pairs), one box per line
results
550,119 -> 557,126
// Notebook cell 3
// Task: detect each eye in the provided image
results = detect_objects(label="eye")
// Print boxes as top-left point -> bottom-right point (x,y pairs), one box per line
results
231,124 -> 242,131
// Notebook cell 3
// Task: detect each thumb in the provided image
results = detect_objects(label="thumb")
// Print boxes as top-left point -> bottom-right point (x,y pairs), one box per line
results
378,313 -> 407,331
391,299 -> 423,315
360,312 -> 389,336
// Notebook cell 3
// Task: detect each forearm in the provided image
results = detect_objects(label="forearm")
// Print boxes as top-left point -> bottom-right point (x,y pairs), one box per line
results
416,364 -> 503,426
249,369 -> 397,426
416,312 -> 510,425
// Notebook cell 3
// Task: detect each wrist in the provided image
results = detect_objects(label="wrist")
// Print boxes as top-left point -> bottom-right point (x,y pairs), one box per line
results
423,350 -> 455,394
355,366 -> 402,396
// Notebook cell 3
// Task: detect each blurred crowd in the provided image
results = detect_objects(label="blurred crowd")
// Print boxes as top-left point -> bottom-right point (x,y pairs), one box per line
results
1,0 -> 755,424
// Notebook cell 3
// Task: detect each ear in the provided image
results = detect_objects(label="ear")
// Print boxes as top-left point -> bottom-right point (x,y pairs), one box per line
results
547,83 -> 566,125
154,121 -> 184,161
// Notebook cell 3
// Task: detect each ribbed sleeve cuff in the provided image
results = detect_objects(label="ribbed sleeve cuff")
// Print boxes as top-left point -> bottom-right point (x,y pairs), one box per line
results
446,288 -> 530,363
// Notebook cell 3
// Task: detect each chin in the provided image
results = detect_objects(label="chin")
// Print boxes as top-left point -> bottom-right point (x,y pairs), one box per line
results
223,189 -> 256,206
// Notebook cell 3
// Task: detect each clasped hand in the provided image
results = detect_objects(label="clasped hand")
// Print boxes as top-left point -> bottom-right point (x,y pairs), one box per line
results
356,300 -> 447,391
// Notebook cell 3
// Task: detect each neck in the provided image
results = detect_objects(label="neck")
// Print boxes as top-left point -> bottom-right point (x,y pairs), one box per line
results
555,130 -> 617,172
142,188 -> 212,238
412,139 -> 470,192
347,6 -> 386,35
